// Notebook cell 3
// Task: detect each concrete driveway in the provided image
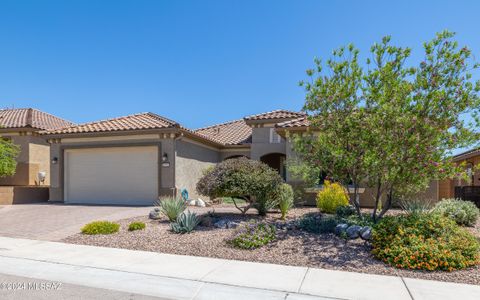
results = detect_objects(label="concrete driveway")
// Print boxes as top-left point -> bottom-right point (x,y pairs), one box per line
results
0,203 -> 152,241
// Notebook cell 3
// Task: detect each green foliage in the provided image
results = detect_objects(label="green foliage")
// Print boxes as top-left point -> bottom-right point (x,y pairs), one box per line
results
297,213 -> 338,234
372,213 -> 480,271
128,222 -> 146,231
335,205 -> 356,218
316,181 -> 349,214
228,221 -> 276,249
277,183 -> 294,220
81,221 -> 120,235
399,198 -> 432,215
170,211 -> 200,234
0,139 -> 19,178
341,213 -> 375,227
155,197 -> 186,222
433,198 -> 479,227
292,30 -> 480,223
196,158 -> 283,214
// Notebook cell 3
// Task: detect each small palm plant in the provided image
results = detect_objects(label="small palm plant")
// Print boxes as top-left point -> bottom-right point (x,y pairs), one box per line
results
155,197 -> 186,222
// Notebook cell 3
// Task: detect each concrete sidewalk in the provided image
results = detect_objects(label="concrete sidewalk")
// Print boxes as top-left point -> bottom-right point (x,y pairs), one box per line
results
0,237 -> 478,300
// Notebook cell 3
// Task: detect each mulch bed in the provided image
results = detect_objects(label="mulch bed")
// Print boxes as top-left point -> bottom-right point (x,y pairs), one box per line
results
62,206 -> 480,285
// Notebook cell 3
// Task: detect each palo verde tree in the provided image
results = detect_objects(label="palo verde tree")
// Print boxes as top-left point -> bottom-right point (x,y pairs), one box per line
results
0,138 -> 19,178
290,30 -> 480,222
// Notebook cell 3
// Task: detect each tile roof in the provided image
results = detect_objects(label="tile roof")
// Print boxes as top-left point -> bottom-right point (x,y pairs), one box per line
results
275,116 -> 311,128
0,108 -> 74,130
194,119 -> 252,145
44,112 -> 180,134
452,147 -> 480,161
244,109 -> 306,121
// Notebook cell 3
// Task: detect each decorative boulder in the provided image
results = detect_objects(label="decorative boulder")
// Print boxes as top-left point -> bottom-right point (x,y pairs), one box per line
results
346,225 -> 362,239
214,219 -> 228,228
226,221 -> 240,229
359,226 -> 372,240
334,223 -> 349,235
196,199 -> 206,207
149,208 -> 162,220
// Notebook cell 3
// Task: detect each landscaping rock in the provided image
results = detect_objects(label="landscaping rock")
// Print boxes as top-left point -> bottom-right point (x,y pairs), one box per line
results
226,221 -> 240,229
196,199 -> 206,207
334,223 -> 349,235
214,219 -> 228,229
149,208 -> 162,220
346,225 -> 362,239
187,199 -> 196,206
360,226 -> 372,240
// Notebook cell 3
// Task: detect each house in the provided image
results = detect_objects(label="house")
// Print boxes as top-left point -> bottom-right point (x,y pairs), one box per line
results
437,148 -> 480,206
43,110 -> 305,205
0,108 -> 74,204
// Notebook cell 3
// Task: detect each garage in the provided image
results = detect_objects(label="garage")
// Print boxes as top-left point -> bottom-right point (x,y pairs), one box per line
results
64,146 -> 159,205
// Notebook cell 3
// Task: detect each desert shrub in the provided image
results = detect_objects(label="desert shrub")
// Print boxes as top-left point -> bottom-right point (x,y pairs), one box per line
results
316,180 -> 349,214
341,213 -> 375,227
81,221 -> 119,235
400,198 -> 432,215
297,213 -> 337,234
228,221 -> 276,249
170,211 -> 200,233
432,198 -> 479,227
277,183 -> 294,220
372,213 -> 480,271
155,196 -> 186,222
335,205 -> 356,218
196,158 -> 283,215
128,222 -> 146,231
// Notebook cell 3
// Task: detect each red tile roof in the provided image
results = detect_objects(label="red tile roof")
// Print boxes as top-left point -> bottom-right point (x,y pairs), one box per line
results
276,116 -> 311,128
194,119 -> 252,145
244,109 -> 305,121
0,108 -> 74,130
45,112 -> 179,134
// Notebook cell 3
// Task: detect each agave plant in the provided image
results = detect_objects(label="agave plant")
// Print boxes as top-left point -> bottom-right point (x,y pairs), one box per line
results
155,197 -> 186,222
170,211 -> 200,234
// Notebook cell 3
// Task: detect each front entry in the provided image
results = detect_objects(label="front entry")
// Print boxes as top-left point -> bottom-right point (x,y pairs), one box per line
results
260,153 -> 286,180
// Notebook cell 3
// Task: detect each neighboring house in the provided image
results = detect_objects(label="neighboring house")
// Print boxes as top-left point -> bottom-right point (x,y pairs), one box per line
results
437,148 -> 480,206
0,108 -> 74,204
43,110 -> 305,205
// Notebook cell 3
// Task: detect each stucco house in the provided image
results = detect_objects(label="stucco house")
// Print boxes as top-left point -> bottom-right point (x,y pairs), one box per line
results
0,108 -> 74,204
44,110 -> 305,205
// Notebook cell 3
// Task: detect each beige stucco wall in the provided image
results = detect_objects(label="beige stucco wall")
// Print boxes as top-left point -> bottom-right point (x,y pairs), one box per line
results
250,127 -> 286,160
0,133 -> 50,186
175,139 -> 220,200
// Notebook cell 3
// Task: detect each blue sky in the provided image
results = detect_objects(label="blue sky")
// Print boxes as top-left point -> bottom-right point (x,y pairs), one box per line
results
0,0 -> 479,130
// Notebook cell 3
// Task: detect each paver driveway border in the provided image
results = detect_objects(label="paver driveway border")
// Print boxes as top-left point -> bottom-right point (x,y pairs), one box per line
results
0,237 -> 479,300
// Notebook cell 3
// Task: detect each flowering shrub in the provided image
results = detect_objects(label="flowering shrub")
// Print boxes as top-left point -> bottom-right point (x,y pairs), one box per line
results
316,181 -> 349,214
372,213 -> 480,271
432,198 -> 479,226
228,221 -> 276,249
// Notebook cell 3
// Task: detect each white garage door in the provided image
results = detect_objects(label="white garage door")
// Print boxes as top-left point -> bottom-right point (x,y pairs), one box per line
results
64,146 -> 158,205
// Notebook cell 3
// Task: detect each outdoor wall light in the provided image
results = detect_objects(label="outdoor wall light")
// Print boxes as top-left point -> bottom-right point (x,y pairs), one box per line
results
162,153 -> 170,167
52,157 -> 58,164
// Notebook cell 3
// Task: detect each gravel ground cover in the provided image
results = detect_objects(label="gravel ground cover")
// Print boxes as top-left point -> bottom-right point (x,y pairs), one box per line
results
62,205 -> 480,285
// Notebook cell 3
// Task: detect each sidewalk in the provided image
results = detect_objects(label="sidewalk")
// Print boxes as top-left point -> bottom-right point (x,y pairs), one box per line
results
0,237 -> 478,300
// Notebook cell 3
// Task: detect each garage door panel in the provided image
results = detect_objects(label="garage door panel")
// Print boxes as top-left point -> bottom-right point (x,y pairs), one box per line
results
65,146 -> 158,205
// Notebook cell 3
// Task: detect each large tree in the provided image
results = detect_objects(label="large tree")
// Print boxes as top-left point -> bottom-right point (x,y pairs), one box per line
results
291,31 -> 480,221
0,138 -> 19,178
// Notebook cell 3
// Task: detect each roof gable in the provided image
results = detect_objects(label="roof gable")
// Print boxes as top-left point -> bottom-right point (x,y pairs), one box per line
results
0,108 -> 74,131
244,109 -> 305,121
194,119 -> 252,145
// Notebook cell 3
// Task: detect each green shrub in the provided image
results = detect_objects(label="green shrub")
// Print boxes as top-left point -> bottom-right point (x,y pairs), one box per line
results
432,198 -> 479,226
170,211 -> 200,234
81,221 -> 120,235
128,222 -> 146,231
372,213 -> 480,271
277,183 -> 294,220
155,197 -> 186,222
316,180 -> 349,214
335,205 -> 356,218
341,213 -> 375,227
196,158 -> 283,214
400,198 -> 432,215
228,221 -> 276,249
298,213 -> 337,234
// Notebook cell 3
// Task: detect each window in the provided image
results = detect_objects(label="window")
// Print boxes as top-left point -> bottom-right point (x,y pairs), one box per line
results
269,128 -> 281,143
